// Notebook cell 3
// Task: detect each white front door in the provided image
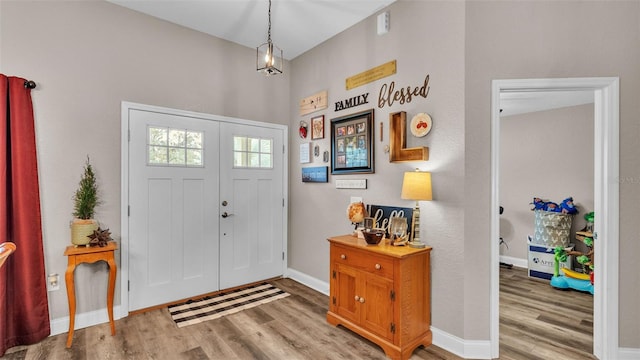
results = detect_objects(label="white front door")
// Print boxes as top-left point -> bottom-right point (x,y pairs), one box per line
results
128,109 -> 220,311
219,122 -> 285,289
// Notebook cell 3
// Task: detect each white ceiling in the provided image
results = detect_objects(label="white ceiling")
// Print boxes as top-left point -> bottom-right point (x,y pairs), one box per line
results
107,0 -> 593,116
107,0 -> 396,60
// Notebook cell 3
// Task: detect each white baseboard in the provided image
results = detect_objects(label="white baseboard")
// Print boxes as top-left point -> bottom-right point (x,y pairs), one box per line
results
285,267 -> 329,295
50,305 -> 123,336
431,327 -> 492,359
500,255 -> 528,269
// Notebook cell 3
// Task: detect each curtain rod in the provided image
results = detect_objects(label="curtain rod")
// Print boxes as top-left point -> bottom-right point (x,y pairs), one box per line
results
24,80 -> 36,89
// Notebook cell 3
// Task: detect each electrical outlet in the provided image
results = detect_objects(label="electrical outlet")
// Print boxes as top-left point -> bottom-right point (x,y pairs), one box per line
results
47,273 -> 60,291
350,196 -> 363,204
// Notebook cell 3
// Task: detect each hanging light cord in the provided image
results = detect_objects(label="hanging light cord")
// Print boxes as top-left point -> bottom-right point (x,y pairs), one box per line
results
267,0 -> 272,43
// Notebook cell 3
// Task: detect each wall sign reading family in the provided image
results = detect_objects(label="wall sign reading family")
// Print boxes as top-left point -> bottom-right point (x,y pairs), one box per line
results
334,93 -> 369,112
331,109 -> 374,174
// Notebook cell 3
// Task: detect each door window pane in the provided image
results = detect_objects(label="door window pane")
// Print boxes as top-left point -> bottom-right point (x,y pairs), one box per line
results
233,136 -> 273,169
147,126 -> 203,167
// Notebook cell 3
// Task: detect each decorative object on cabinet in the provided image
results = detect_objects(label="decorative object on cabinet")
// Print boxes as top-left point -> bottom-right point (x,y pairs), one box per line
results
331,109 -> 374,174
299,143 -> 311,164
346,60 -> 396,90
327,235 -> 432,360
256,0 -> 283,76
311,115 -> 325,139
299,120 -> 308,139
347,201 -> 367,231
401,170 -> 432,248
361,229 -> 385,245
389,216 -> 409,246
410,113 -> 432,138
299,90 -> 328,116
301,166 -> 328,183
71,156 -> 100,247
389,112 -> 428,162
367,204 -> 413,239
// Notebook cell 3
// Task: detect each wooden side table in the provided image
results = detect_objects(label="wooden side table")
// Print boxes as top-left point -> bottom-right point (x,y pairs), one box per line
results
64,241 -> 118,348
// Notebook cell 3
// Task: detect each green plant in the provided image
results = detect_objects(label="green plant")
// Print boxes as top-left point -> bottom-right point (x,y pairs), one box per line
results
73,156 -> 99,219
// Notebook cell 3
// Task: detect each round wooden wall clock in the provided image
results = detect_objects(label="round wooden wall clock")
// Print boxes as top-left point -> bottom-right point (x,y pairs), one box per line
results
410,113 -> 432,138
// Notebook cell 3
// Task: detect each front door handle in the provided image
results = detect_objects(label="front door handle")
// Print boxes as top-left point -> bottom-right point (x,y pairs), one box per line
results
221,212 -> 233,218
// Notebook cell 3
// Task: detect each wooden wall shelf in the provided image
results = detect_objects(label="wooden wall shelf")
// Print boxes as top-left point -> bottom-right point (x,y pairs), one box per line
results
389,111 -> 429,162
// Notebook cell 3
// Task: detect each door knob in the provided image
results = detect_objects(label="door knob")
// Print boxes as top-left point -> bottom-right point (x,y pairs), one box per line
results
221,212 -> 233,218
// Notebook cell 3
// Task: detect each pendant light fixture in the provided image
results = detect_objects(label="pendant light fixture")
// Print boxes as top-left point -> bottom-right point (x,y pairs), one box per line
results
256,0 -> 283,75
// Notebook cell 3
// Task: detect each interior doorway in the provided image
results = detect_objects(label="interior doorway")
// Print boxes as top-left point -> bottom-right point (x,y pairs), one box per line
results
498,98 -> 595,358
490,78 -> 619,360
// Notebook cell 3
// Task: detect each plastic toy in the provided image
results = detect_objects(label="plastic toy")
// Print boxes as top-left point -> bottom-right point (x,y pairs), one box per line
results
530,196 -> 579,214
550,212 -> 595,294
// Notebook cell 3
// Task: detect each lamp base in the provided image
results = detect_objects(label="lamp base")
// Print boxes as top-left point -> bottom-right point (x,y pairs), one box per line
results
409,241 -> 426,249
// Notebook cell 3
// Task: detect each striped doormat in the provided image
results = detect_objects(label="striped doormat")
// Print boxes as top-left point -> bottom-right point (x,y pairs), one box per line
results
168,282 -> 289,328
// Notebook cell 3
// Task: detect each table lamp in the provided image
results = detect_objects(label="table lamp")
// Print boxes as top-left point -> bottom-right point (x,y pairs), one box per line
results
401,169 -> 432,248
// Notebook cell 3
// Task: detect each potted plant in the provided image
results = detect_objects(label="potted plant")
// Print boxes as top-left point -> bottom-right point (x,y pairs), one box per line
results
70,156 -> 100,247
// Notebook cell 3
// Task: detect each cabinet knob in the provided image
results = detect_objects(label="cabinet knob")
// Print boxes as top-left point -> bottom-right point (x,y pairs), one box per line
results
354,295 -> 360,302
341,254 -> 346,260
375,263 -> 381,270
359,297 -> 365,303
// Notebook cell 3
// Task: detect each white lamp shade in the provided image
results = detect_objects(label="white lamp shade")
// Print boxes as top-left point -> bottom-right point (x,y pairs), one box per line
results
401,171 -> 432,201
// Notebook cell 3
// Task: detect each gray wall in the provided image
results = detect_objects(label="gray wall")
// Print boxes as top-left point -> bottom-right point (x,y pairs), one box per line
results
500,105 -> 594,262
465,0 -> 640,347
288,0 -> 466,337
0,1 -> 290,319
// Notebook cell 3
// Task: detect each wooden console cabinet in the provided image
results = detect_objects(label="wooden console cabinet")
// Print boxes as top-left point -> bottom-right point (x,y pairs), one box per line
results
327,235 -> 432,360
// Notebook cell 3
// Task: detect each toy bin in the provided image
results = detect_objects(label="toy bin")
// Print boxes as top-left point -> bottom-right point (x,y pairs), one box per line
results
527,236 -> 573,280
532,209 -> 573,247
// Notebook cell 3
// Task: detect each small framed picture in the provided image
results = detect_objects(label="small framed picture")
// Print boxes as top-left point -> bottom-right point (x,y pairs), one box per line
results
302,166 -> 329,183
311,115 -> 325,140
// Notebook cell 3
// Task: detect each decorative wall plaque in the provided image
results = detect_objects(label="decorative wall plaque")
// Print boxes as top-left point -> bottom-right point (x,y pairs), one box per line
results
299,90 -> 328,116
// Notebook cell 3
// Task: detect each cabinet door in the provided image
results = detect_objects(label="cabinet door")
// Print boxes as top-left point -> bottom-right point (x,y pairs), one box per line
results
361,272 -> 394,341
334,263 -> 360,324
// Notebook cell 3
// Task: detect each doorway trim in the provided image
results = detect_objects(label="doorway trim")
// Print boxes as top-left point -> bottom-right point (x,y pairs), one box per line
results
119,101 -> 289,316
490,77 -> 619,359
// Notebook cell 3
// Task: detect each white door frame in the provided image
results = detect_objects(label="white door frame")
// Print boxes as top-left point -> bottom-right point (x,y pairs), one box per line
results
490,77 -> 619,359
119,101 -> 288,316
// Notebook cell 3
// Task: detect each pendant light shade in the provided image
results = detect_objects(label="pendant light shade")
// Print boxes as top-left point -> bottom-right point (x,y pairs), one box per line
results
257,0 -> 283,75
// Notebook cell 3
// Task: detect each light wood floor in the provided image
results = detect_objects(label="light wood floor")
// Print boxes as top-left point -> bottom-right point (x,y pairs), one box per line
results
499,266 -> 595,360
3,268 -> 593,360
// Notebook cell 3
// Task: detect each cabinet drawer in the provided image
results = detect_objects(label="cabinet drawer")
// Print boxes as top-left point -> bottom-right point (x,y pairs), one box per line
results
331,244 -> 394,279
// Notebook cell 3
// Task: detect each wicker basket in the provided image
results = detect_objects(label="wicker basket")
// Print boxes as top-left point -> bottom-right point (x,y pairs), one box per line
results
532,210 -> 573,247
71,219 -> 99,247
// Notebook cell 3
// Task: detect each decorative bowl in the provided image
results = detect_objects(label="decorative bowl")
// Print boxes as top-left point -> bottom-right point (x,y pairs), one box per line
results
362,229 -> 385,245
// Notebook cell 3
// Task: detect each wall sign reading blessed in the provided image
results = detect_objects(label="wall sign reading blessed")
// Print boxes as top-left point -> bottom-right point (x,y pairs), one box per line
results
378,74 -> 430,109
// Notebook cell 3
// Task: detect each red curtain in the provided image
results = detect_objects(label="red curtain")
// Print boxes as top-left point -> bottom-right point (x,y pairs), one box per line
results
0,74 -> 50,355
